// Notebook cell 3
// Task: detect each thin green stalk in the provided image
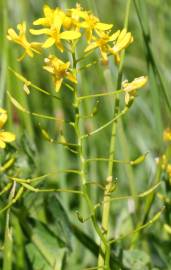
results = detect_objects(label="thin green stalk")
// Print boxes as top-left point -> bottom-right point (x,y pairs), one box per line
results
131,162 -> 162,246
98,1 -> 132,268
72,51 -> 110,265
134,0 -> 171,113
0,0 -> 8,107
2,182 -> 16,270
78,89 -> 124,101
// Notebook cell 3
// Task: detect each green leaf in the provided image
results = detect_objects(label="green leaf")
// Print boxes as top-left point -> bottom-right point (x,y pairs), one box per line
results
26,219 -> 66,270
26,243 -> 50,270
45,195 -> 72,251
123,249 -> 150,270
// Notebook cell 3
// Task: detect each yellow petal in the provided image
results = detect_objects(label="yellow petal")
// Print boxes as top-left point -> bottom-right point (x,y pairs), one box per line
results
30,28 -> 50,35
96,22 -> 113,31
42,37 -> 55,48
117,32 -> 132,51
7,29 -> 18,40
0,109 -> 7,129
43,5 -> 53,17
55,78 -> 63,92
34,18 -> 48,26
55,41 -> 64,52
84,42 -> 98,52
117,28 -> 127,42
122,76 -> 148,92
100,50 -> 108,64
109,30 -> 120,41
66,72 -> 77,84
60,31 -> 81,40
0,139 -> 6,149
25,48 -> 34,57
53,15 -> 63,31
17,22 -> 26,34
79,21 -> 89,28
43,66 -> 54,74
0,132 -> 16,142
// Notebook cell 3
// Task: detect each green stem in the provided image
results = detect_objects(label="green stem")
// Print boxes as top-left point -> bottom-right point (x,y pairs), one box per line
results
0,0 -> 8,107
2,182 -> 16,270
78,89 -> 124,101
72,51 -> 109,263
81,107 -> 128,140
98,1 -> 132,268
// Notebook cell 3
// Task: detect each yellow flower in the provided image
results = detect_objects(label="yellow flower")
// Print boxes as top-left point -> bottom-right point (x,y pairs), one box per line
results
109,29 -> 133,63
33,5 -> 65,27
163,128 -> 171,142
80,12 -> 113,41
7,22 -> 41,61
84,30 -> 120,63
63,3 -> 87,31
43,55 -> 77,92
0,108 -> 16,149
122,76 -> 148,105
30,4 -> 81,51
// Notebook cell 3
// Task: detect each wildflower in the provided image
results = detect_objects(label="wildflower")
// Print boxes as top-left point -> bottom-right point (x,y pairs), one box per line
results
122,76 -> 148,105
0,108 -> 16,149
7,22 -> 41,61
32,5 -> 65,27
63,4 -> 87,31
80,12 -> 113,41
30,5 -> 81,52
109,29 -> 133,63
43,55 -> 77,92
163,128 -> 171,142
84,30 -> 120,63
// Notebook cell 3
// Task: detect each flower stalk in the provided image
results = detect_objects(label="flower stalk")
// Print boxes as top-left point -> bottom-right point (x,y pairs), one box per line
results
98,1 -> 132,268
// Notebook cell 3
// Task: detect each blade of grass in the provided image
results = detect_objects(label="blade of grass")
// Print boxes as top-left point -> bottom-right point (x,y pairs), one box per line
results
0,0 -> 8,107
98,1 -> 133,268
134,0 -> 171,114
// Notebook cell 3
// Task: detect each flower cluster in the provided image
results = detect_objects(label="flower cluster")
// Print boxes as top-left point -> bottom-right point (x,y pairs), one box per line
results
0,108 -> 16,149
7,4 -> 135,92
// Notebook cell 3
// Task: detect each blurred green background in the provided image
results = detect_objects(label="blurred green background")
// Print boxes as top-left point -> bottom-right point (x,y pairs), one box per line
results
0,0 -> 171,269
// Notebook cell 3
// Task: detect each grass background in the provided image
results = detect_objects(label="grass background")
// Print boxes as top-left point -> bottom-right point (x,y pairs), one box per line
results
0,0 -> 171,269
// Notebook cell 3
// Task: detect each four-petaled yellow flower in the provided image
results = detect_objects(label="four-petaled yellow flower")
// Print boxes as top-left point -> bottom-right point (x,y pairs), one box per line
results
30,7 -> 81,52
85,30 -> 120,63
84,28 -> 133,64
109,29 -> 133,63
32,5 -> 65,27
0,108 -> 16,149
43,55 -> 77,92
122,76 -> 148,105
7,22 -> 41,61
80,13 -> 113,42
